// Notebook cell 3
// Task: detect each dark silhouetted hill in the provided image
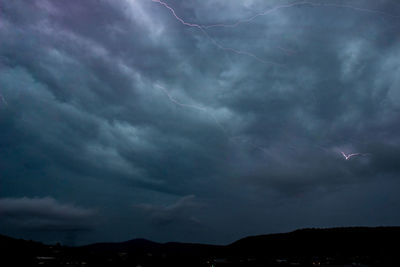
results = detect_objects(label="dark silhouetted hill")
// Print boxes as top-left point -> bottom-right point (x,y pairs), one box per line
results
81,238 -> 161,252
1,227 -> 399,266
228,227 -> 400,266
230,226 -> 400,256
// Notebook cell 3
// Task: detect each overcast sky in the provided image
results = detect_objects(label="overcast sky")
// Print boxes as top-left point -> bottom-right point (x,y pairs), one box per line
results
1,0 -> 400,246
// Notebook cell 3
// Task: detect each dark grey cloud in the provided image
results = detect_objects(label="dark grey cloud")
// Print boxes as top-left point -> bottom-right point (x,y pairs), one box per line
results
134,194 -> 201,226
0,197 -> 95,231
0,0 -> 400,245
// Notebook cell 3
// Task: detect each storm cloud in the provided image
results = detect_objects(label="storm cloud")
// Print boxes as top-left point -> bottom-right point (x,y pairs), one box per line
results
1,0 -> 400,245
0,197 -> 95,230
134,194 -> 201,226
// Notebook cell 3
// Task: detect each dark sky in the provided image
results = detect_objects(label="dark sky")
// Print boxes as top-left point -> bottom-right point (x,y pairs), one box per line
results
1,0 -> 400,246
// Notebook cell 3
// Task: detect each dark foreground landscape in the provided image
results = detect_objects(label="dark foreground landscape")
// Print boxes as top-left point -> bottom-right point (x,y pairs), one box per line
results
1,227 -> 399,267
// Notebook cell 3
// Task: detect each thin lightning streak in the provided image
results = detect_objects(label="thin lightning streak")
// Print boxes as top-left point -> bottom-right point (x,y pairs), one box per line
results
157,85 -> 274,152
156,82 -> 373,161
151,0 -> 202,28
155,84 -> 206,112
340,151 -> 366,160
203,1 -> 313,29
154,84 -> 226,133
151,0 -> 397,64
152,0 -> 387,162
151,0 -> 281,66
203,1 -> 399,29
318,2 -> 400,19
200,28 -> 282,65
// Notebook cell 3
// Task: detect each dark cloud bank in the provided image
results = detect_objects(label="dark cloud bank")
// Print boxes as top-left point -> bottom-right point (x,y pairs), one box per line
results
0,0 -> 400,245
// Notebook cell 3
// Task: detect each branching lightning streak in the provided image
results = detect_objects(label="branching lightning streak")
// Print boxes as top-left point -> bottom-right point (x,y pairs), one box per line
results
152,0 -> 201,28
317,2 -> 399,19
154,84 -> 226,133
155,84 -> 205,112
203,1 -> 399,29
340,151 -> 365,160
156,82 -> 374,160
151,0 -> 389,161
152,0 -> 398,64
151,0 -> 281,66
203,1 -> 313,29
157,84 -> 274,154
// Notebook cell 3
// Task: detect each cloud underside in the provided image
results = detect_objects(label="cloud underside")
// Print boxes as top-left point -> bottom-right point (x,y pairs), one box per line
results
0,0 -> 400,243
0,197 -> 95,231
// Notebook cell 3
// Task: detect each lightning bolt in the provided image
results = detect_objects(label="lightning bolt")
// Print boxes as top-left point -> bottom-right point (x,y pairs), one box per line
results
151,0 -> 389,162
151,0 -> 282,66
156,84 -> 287,155
156,82 -> 374,161
340,151 -> 368,160
152,0 -> 398,64
316,2 -> 399,19
154,84 -> 227,133
156,84 -> 276,156
151,0 -> 202,28
203,1 -> 399,29
203,1 -> 314,29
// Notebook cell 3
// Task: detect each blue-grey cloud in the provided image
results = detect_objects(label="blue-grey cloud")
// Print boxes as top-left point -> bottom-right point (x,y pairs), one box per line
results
134,194 -> 201,226
0,0 -> 400,245
0,197 -> 95,231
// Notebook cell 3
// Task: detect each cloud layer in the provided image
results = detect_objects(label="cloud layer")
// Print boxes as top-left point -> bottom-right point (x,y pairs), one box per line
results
0,197 -> 95,231
1,0 -> 400,244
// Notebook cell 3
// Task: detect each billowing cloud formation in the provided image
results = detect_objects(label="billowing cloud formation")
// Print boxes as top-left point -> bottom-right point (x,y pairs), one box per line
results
0,197 -> 95,231
134,195 -> 201,226
1,0 -> 400,244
